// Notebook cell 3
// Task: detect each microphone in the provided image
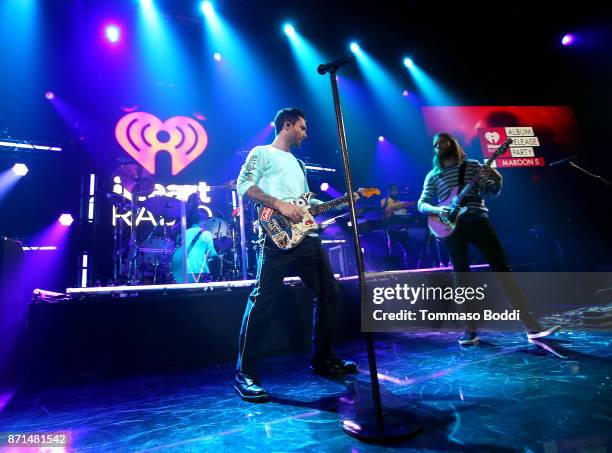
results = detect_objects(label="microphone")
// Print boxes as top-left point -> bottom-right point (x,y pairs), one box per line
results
548,156 -> 577,167
317,55 -> 356,75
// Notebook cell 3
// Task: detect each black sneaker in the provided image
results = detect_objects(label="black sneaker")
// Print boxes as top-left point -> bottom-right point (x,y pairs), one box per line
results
311,356 -> 358,376
527,325 -> 561,340
458,331 -> 479,346
234,371 -> 268,402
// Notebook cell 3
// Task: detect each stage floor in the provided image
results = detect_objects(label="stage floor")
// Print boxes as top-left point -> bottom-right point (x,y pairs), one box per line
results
1,330 -> 610,452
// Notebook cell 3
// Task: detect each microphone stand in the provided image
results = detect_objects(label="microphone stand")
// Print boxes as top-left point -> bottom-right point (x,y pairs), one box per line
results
319,60 -> 420,442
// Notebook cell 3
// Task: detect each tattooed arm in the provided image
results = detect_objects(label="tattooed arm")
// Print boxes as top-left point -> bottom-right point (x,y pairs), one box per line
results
245,185 -> 304,222
244,185 -> 280,209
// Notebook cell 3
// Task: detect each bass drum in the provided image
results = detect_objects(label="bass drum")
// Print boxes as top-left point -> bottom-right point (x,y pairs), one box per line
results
137,237 -> 174,266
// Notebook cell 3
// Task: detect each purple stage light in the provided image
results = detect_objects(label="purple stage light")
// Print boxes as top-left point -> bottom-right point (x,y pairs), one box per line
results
561,34 -> 575,46
104,24 -> 120,43
58,214 -> 74,227
320,182 -> 329,192
12,163 -> 29,176
402,90 -> 409,97
45,91 -> 55,100
378,136 -> 385,142
213,52 -> 222,61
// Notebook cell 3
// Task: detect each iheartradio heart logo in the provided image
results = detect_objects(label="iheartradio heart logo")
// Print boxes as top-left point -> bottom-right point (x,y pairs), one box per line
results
115,112 -> 208,175
485,132 -> 500,144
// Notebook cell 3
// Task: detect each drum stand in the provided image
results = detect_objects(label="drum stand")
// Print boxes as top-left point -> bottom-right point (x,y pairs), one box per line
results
127,196 -> 140,285
112,211 -> 124,283
227,219 -> 241,280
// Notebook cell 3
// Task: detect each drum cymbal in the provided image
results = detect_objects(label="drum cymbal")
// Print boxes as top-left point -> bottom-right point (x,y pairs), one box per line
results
143,196 -> 181,218
112,163 -> 155,197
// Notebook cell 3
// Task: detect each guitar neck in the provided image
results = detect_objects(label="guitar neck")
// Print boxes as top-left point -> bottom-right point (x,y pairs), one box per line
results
308,194 -> 350,217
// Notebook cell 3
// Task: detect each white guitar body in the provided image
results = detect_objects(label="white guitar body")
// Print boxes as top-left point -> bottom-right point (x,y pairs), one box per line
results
258,193 -> 320,250
258,188 -> 381,250
427,187 -> 468,239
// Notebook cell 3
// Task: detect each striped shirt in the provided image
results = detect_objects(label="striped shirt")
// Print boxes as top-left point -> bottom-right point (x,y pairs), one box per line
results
418,159 -> 502,218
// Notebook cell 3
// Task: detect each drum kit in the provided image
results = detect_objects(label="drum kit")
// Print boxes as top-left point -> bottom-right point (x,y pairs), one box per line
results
109,163 -> 246,285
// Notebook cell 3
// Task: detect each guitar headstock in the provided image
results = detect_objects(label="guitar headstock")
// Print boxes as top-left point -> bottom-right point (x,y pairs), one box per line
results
492,137 -> 513,159
357,187 -> 381,198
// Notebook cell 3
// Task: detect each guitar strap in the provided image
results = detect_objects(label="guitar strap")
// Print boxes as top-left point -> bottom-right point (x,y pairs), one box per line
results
297,159 -> 307,177
186,230 -> 203,256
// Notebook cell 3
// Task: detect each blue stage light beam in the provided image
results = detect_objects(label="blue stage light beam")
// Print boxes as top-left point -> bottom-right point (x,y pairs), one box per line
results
201,3 -> 281,118
403,57 -> 460,106
136,0 -> 196,98
283,24 -> 334,115
201,1 -> 215,18
283,23 -> 296,38
0,0 -> 40,91
353,47 -> 410,121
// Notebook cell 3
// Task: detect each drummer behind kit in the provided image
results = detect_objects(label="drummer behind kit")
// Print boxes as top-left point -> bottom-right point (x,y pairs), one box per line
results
108,164 -> 241,284
171,226 -> 218,283
170,191 -> 241,282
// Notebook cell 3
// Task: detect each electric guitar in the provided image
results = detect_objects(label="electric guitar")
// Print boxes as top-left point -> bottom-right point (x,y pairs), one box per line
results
428,138 -> 512,239
258,187 -> 380,250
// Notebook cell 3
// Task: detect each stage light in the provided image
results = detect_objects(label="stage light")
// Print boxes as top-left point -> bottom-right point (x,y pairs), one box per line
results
140,0 -> 153,6
283,23 -> 295,38
403,57 -> 414,69
58,214 -> 74,227
12,163 -> 29,176
349,42 -> 360,54
320,182 -> 329,192
201,1 -> 214,16
402,90 -> 409,97
561,34 -> 575,46
105,24 -> 120,43
45,91 -> 54,100
378,136 -> 385,142
269,121 -> 275,127
213,52 -> 222,61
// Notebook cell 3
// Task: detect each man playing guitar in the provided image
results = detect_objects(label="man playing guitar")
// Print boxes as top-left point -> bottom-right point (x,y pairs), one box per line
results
417,132 -> 560,345
233,107 -> 357,402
